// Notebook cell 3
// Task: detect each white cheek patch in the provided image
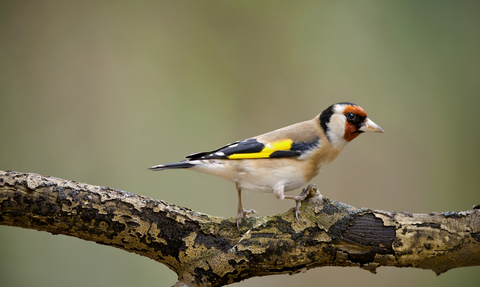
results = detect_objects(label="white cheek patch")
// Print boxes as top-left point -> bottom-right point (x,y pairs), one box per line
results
326,107 -> 348,149
328,114 -> 345,133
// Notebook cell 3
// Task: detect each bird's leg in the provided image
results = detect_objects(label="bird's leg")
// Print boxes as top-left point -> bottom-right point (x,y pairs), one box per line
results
284,184 -> 320,224
283,194 -> 304,224
236,183 -> 258,231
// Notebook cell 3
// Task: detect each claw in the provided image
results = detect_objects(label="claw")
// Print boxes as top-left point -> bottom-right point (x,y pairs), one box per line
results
236,208 -> 259,232
286,184 -> 318,225
236,183 -> 260,232
295,200 -> 302,224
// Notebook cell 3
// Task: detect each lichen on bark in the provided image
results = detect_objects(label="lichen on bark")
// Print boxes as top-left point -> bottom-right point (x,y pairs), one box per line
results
1,170 -> 479,287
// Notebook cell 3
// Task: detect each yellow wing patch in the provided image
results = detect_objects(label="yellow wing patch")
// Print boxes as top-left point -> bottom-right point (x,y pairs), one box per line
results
228,139 -> 293,159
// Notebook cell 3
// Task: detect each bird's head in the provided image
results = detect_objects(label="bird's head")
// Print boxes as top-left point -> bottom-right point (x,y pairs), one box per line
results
320,102 -> 384,149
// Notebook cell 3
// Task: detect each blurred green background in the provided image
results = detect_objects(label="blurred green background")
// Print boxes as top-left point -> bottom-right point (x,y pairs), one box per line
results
1,1 -> 479,286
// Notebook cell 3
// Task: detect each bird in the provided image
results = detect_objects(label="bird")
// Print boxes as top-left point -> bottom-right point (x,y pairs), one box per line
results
149,102 -> 384,231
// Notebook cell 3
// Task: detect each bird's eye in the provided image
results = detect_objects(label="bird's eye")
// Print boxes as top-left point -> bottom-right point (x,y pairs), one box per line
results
346,113 -> 355,121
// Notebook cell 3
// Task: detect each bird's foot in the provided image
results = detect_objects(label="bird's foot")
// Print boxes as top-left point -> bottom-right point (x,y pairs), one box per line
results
236,208 -> 259,232
290,184 -> 319,224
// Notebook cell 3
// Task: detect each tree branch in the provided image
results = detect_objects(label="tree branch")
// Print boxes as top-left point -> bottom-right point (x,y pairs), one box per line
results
1,170 -> 479,287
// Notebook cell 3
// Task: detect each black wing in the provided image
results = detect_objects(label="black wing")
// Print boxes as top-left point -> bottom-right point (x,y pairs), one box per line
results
185,137 -> 319,160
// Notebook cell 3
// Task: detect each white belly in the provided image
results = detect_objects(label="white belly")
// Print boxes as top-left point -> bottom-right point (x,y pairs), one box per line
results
190,158 -> 320,193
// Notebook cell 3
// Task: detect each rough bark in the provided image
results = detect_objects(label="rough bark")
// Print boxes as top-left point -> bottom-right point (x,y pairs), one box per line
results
1,170 -> 479,287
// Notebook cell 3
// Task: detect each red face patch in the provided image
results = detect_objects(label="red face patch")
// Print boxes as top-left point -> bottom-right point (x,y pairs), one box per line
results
343,105 -> 367,118
343,105 -> 367,141
344,123 -> 360,141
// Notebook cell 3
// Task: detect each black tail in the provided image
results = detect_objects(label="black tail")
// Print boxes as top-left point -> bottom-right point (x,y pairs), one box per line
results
149,161 -> 195,171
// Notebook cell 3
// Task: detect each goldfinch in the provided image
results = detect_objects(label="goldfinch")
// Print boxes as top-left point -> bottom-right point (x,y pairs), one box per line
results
150,102 -> 383,230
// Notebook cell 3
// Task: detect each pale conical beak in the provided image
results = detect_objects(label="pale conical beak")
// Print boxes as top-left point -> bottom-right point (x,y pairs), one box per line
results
359,118 -> 384,133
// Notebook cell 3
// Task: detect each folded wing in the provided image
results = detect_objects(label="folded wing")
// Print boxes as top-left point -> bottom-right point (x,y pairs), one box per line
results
186,137 -> 319,160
